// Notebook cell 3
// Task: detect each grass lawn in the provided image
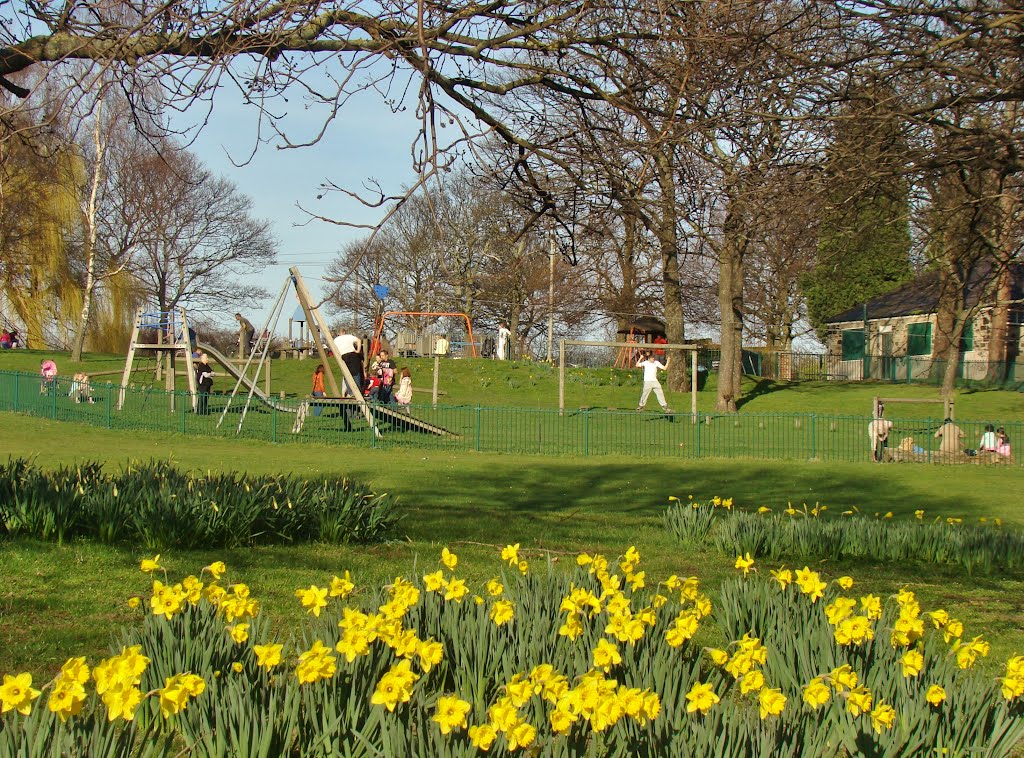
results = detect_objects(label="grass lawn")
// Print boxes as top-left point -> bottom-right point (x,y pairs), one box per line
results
1,415 -> 1022,681
6,349 -> 1024,463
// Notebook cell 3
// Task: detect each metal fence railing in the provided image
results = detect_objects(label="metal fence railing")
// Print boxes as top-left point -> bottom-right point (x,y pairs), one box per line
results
692,349 -> 1024,390
2,370 -> 1021,466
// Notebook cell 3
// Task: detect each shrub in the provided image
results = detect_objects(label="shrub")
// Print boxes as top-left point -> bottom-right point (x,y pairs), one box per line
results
665,500 -> 1024,575
0,458 -> 400,549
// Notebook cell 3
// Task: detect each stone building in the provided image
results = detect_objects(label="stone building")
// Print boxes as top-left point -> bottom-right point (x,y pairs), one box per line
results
823,264 -> 1023,382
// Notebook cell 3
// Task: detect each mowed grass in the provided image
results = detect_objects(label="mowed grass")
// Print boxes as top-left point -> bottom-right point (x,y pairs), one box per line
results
5,349 -> 1024,464
0,415 -> 1022,681
6,347 -> 1024,419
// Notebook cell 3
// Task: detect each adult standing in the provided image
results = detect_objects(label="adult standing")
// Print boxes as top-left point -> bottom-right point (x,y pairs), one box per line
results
332,329 -> 364,397
868,403 -> 893,462
636,350 -> 673,413
496,322 -> 512,360
234,313 -> 255,357
195,353 -> 214,415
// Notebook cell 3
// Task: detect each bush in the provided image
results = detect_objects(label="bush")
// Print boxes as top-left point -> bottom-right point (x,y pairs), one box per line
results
0,458 -> 400,549
665,500 -> 1024,575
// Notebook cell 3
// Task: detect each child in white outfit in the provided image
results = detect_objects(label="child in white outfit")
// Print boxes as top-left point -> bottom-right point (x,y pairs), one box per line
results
395,367 -> 413,407
636,351 -> 672,413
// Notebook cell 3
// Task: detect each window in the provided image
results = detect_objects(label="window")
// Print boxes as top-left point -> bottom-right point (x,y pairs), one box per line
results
907,322 -> 932,356
841,329 -> 865,361
959,318 -> 973,352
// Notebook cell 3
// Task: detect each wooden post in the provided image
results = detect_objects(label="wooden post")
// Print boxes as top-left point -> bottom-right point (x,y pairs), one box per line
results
559,339 -> 565,415
432,356 -> 440,408
265,357 -> 271,395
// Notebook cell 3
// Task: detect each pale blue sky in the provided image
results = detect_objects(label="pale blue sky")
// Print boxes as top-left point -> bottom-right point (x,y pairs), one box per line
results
186,81 -> 425,330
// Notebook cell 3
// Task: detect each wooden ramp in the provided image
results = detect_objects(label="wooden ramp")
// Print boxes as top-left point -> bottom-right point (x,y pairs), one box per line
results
293,398 -> 458,438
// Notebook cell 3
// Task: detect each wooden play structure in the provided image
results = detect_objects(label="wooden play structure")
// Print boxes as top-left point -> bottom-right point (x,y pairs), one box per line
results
119,308 -> 197,411
219,268 -> 456,439
116,268 -> 456,439
613,317 -> 667,368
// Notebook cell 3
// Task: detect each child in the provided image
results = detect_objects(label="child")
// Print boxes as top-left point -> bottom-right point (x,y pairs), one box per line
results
395,367 -> 413,407
997,427 -> 1012,458
636,350 -> 672,413
69,372 -> 94,403
311,364 -> 325,417
40,359 -> 57,394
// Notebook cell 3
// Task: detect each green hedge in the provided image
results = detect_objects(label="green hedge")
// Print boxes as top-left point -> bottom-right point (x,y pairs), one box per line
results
0,458 -> 399,549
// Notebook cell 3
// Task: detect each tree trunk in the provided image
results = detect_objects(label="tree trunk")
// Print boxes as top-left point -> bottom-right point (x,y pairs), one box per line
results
987,265 -> 1011,381
716,195 -> 746,412
717,239 -> 744,411
72,94 -> 107,363
654,153 -> 690,392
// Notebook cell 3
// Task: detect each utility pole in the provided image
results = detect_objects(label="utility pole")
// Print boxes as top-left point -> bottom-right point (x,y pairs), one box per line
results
547,229 -> 555,362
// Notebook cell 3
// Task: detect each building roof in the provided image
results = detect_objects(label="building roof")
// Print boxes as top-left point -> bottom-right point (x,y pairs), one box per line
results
617,316 -> 666,336
824,262 -> 1024,324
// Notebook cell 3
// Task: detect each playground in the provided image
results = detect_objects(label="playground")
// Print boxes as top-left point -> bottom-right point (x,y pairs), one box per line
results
2,312 -> 1024,753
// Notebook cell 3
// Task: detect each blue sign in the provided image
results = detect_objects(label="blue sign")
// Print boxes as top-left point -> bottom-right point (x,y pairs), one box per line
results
373,284 -> 389,300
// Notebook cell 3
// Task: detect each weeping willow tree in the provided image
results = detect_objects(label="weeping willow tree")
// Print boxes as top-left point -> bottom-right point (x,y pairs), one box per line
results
89,268 -> 145,353
0,128 -> 83,349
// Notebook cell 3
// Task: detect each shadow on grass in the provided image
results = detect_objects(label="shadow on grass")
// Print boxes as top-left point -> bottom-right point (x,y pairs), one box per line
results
377,456 -> 1019,547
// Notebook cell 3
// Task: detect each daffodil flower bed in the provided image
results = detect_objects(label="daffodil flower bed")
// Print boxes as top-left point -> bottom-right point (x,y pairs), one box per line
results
1,547 -> 1022,756
0,458 -> 399,549
666,496 -> 1024,574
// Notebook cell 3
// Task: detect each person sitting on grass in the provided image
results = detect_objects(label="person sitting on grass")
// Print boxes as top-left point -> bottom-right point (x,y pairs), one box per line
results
979,424 -> 998,453
934,417 -> 965,456
996,427 -> 1012,458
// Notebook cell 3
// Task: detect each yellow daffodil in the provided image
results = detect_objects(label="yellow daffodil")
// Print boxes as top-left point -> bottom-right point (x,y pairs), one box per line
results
926,684 -> 946,706
140,555 -> 161,573
329,571 -> 354,598
295,585 -> 329,617
802,678 -> 831,708
432,695 -> 471,735
440,547 -> 458,570
734,553 -> 755,576
228,623 -> 249,644
685,680 -> 719,715
254,643 -> 283,669
468,723 -> 498,750
900,649 -> 924,678
758,687 -> 786,719
846,686 -> 873,717
206,561 -> 227,579
870,702 -> 896,733
837,576 -> 854,590
0,673 -> 41,716
490,600 -> 514,626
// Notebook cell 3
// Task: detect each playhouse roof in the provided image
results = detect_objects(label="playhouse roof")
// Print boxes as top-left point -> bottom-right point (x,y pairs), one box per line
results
617,316 -> 666,336
824,262 -> 1024,324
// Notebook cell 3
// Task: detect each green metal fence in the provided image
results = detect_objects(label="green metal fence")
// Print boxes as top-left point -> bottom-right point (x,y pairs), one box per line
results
698,349 -> 1024,390
1,370 -> 1021,465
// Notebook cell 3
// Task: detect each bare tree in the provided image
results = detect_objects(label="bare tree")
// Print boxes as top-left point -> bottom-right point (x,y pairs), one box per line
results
119,147 -> 277,315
